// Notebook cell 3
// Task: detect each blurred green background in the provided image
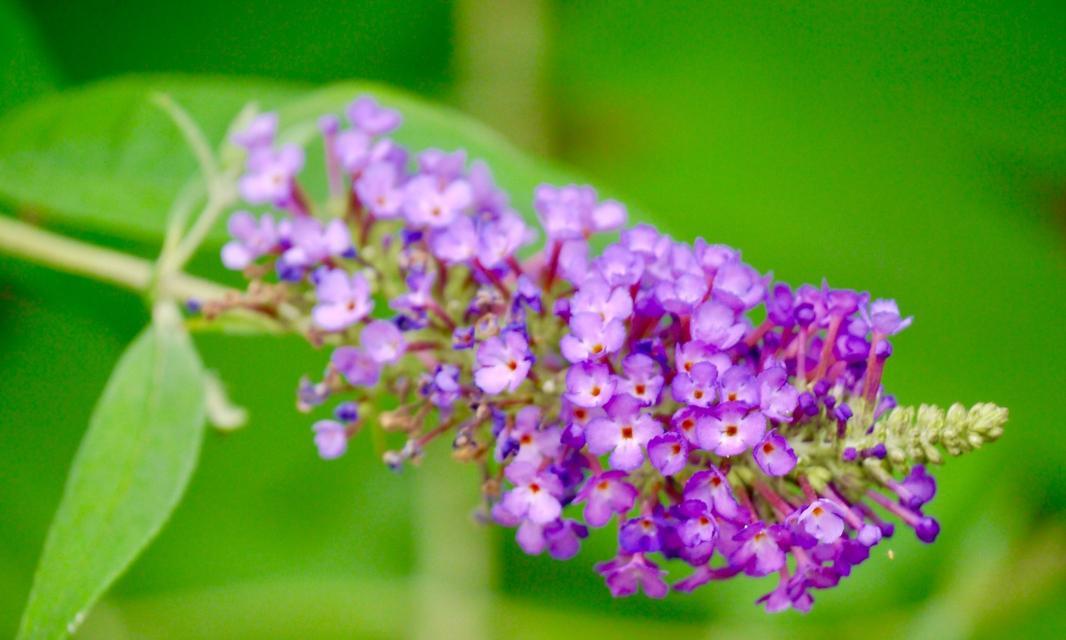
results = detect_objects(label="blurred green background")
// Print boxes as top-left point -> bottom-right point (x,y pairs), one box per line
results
1,0 -> 1064,638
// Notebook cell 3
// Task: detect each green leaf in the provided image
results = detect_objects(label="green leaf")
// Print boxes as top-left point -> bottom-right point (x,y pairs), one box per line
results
0,74 -> 585,245
17,321 -> 206,640
0,75 -> 302,242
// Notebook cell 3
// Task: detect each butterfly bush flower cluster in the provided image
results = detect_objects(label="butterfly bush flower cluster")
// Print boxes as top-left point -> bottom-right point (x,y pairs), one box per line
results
202,95 -> 1008,612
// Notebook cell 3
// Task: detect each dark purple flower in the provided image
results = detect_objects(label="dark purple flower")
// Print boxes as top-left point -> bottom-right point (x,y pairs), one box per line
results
620,516 -> 661,553
753,430 -> 797,476
334,402 -> 359,423
474,331 -> 532,394
730,523 -> 786,576
595,554 -> 669,598
899,464 -> 936,509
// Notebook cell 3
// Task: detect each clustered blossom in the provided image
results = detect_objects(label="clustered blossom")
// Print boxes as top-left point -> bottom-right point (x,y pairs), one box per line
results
202,95 -> 1005,613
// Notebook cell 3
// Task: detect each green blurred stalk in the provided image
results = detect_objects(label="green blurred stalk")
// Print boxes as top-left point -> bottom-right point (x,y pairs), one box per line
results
0,215 -> 229,301
454,0 -> 555,155
412,446 -> 493,640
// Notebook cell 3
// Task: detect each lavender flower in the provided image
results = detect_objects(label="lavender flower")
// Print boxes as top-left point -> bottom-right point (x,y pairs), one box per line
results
312,269 -> 373,330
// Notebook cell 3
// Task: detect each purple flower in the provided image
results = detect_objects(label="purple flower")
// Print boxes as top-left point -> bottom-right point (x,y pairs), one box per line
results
757,365 -> 799,422
730,523 -> 787,576
595,554 -> 668,598
535,184 -> 627,240
671,361 -> 719,407
586,397 -> 662,470
620,516 -> 661,553
232,112 -> 277,150
560,313 -> 627,363
222,211 -> 280,270
753,430 -> 798,476
898,464 -> 936,509
719,366 -> 758,406
670,406 -> 709,447
683,468 -> 744,522
346,95 -> 401,135
476,211 -> 534,268
694,239 -> 740,275
697,407 -> 766,456
403,174 -> 472,228
312,420 -> 348,459
676,501 -> 719,563
429,215 -> 478,264
691,301 -> 747,350
355,162 -> 404,219
796,500 -> 845,544
654,272 -> 708,315
499,461 -> 564,524
474,331 -> 532,394
425,364 -> 461,409
713,261 -> 766,310
331,346 -> 381,387
570,275 -> 633,323
565,362 -> 616,408
280,217 -> 353,272
509,408 -> 562,464
361,320 -> 406,364
647,433 -> 689,476
556,239 -> 590,285
621,224 -> 670,264
594,244 -> 645,287
675,341 -> 730,377
312,269 -> 373,331
575,470 -> 638,527
238,145 -> 304,206
866,298 -> 913,335
418,149 -> 467,180
617,353 -> 664,405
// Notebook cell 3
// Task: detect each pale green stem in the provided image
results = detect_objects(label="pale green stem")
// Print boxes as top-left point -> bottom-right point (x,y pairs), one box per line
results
413,445 -> 493,640
0,215 -> 231,302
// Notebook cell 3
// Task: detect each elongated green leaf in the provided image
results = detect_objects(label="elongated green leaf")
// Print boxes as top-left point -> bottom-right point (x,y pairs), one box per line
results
17,322 -> 206,640
0,74 -> 586,245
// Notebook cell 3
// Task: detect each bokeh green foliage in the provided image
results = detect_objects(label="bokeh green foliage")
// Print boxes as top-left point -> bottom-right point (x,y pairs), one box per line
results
0,1 -> 1063,638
